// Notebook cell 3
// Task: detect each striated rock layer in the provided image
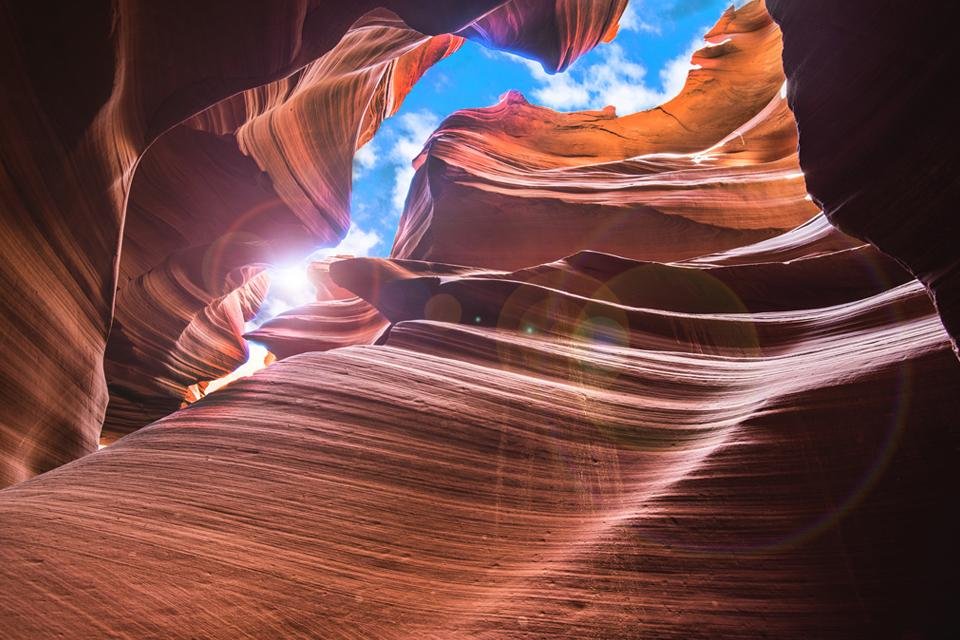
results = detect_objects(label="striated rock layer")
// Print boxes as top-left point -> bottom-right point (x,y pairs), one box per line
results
459,0 -> 626,73
392,1 -> 819,270
0,0 -> 626,483
101,14 -> 465,440
0,0 -> 493,485
106,0 -> 628,438
2,212 -> 957,637
1,0 -> 956,637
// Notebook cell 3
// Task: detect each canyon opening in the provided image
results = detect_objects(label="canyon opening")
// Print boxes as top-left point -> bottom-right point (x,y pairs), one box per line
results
1,1 -> 956,638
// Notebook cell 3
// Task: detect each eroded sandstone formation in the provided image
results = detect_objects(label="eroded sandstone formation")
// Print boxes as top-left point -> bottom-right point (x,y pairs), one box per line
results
459,0 -> 626,73
1,0 -> 956,637
392,1 -> 818,269
101,15 -> 464,440
0,0 -> 626,483
2,209 -> 956,636
0,0 -> 494,485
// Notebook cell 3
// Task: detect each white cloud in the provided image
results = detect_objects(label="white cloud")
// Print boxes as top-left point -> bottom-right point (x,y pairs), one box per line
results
353,140 -> 378,175
389,110 -> 440,163
309,222 -> 381,260
511,35 -> 707,115
618,3 -> 661,34
392,164 -> 416,213
387,109 -> 439,214
658,38 -> 704,100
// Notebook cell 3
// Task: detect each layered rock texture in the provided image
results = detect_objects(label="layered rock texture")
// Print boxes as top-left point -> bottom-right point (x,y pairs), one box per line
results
1,0 -> 956,638
2,212 -> 956,637
392,1 -> 818,269
99,15 -> 461,440
0,0 -> 625,482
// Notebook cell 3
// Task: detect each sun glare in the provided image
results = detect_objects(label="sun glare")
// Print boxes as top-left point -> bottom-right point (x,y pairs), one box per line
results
273,265 -> 312,294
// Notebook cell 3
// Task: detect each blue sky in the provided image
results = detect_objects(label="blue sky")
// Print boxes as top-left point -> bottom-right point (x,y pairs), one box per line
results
256,0 -> 743,324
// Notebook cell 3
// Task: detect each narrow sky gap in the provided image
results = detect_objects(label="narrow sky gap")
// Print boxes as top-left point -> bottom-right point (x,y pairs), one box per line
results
246,0 -> 740,335
351,0 -> 740,258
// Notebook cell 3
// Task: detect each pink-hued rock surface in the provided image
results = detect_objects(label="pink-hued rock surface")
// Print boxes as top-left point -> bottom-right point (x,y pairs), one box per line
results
2,214 -> 956,637
1,0 -> 956,638
101,15 -> 465,440
1,0 -> 620,482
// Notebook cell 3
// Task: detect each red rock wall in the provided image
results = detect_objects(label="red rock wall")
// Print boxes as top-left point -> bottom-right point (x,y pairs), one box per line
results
459,0 -> 628,72
1,0 -> 627,482
103,16 -> 466,439
392,1 -> 818,269
2,212 -> 956,636
1,0 -> 956,636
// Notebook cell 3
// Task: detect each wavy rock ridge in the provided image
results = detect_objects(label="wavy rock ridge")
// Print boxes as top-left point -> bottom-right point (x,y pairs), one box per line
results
2,212 -> 956,637
0,0 -> 488,484
101,14 -> 464,440
1,0 -> 957,638
768,0 -> 960,355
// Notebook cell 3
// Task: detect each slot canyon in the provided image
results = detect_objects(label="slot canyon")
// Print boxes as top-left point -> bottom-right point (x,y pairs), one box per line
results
0,0 -> 956,637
